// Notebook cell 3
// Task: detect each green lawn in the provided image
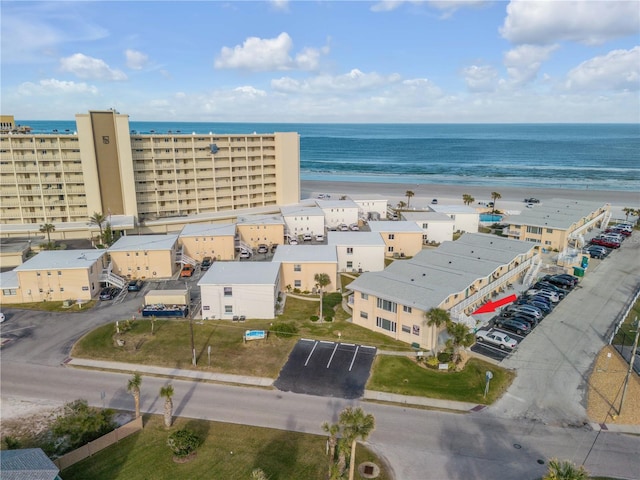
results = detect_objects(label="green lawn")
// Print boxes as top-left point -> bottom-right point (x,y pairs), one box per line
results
367,356 -> 515,404
61,415 -> 391,480
4,299 -> 97,312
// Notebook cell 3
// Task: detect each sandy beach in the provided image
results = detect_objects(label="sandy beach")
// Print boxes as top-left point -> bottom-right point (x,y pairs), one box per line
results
301,180 -> 639,218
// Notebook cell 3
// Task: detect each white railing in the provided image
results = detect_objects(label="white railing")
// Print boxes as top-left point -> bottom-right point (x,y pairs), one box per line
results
100,264 -> 126,289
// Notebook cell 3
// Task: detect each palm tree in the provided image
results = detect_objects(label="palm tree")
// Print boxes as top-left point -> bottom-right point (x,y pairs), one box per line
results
322,421 -> 340,461
314,273 -> 331,322
89,212 -> 106,245
159,383 -> 174,427
445,321 -> 473,363
490,191 -> 501,213
622,207 -> 634,221
39,223 -> 55,246
462,194 -> 475,206
543,458 -> 589,480
339,406 -> 375,480
127,372 -> 142,418
425,307 -> 450,329
251,469 -> 268,480
396,200 -> 406,211
405,190 -> 414,208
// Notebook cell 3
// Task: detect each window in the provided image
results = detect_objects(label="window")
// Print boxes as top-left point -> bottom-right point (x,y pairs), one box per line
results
387,246 -> 394,253
224,287 -> 233,297
377,298 -> 397,313
2,289 -> 16,296
294,280 -> 301,288
388,234 -> 395,240
361,292 -> 368,300
347,261 -> 353,269
422,223 -> 428,229
294,264 -> 301,272
47,271 -> 51,276
360,311 -> 368,319
403,306 -> 412,313
376,316 -> 397,332
36,272 -> 41,276
60,287 -> 64,292
546,228 -> 553,234
203,305 -> 210,311
57,271 -> 62,276
402,325 -> 411,334
346,247 -> 353,254
224,305 -> 233,314
526,226 -> 542,234
545,240 -> 552,245
82,286 -> 89,291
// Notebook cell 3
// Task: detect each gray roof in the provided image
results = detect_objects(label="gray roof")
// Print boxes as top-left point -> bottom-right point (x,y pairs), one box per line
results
430,205 -> 478,214
198,261 -> 281,286
236,214 -> 284,225
327,231 -> 385,246
272,245 -> 338,263
315,199 -> 359,209
506,198 -> 608,230
349,233 -> 535,312
347,194 -> 388,201
0,269 -> 19,289
108,234 -> 179,252
180,223 -> 236,237
280,205 -> 324,217
14,249 -> 106,271
401,211 -> 453,222
368,221 -> 424,233
0,448 -> 59,480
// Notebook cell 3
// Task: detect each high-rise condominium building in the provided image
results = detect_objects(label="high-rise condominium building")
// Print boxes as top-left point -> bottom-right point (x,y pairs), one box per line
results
0,110 -> 300,228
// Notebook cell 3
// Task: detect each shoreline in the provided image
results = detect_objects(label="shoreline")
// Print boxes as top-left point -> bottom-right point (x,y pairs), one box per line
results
301,180 -> 639,210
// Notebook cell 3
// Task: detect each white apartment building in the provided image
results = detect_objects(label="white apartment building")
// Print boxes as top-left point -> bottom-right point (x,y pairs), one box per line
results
347,194 -> 388,221
280,204 -> 326,241
429,204 -> 479,233
316,199 -> 359,229
0,110 -> 300,236
328,231 -> 386,273
401,211 -> 455,244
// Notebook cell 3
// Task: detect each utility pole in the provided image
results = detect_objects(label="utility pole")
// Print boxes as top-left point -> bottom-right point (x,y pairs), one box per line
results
618,316 -> 639,415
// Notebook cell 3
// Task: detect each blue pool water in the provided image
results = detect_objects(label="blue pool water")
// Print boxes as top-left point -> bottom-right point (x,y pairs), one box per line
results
480,214 -> 503,222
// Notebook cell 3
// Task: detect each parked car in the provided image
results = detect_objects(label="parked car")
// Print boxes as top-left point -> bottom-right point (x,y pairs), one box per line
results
475,330 -> 518,350
431,198 -> 438,204
257,244 -> 269,253
551,274 -> 579,286
606,227 -> 631,237
201,257 -> 213,270
525,289 -> 560,303
239,250 -> 252,259
524,198 -> 540,203
495,318 -> 531,336
302,233 -> 313,242
541,275 -> 575,289
315,234 -> 324,242
591,237 -> 620,249
180,265 -> 195,277
127,279 -> 144,292
500,310 -> 539,326
350,224 -> 359,231
0,312 -> 5,323
511,315 -> 539,328
339,224 -> 349,231
289,238 -> 299,245
99,287 -> 119,300
520,298 -> 552,314
505,304 -> 543,319
533,281 -> 567,297
584,246 -> 607,259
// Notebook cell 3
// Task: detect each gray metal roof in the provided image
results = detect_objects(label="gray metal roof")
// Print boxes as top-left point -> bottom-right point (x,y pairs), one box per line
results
327,231 -> 385,246
198,261 -> 281,286
272,245 -> 338,263
14,249 -> 106,271
107,234 -> 179,252
349,233 -> 535,312
506,198 -> 608,230
280,205 -> 324,216
401,211 -> 453,222
315,199 -> 359,209
0,269 -> 19,288
0,448 -> 59,480
368,221 -> 424,233
236,214 -> 284,225
180,223 -> 236,237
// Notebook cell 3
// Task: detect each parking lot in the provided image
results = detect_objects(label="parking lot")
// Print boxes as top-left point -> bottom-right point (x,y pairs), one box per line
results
274,339 -> 377,399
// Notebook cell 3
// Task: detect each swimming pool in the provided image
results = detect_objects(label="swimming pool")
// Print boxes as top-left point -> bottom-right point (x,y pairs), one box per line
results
480,214 -> 503,222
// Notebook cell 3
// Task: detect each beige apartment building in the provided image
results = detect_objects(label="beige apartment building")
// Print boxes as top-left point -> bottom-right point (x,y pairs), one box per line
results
179,223 -> 237,262
0,110 -> 300,233
236,214 -> 286,250
368,221 -> 425,258
107,234 -> 179,280
272,245 -> 338,293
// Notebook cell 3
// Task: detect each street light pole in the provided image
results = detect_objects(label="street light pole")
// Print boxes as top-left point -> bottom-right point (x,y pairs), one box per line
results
618,316 -> 639,415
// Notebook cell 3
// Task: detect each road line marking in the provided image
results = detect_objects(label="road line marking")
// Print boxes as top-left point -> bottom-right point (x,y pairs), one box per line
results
349,345 -> 360,371
327,343 -> 339,368
304,341 -> 318,367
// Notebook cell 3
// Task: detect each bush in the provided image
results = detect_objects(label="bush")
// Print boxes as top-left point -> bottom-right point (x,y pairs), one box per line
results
437,352 -> 451,363
50,399 -> 116,455
425,356 -> 439,369
310,315 -> 319,322
270,322 -> 299,338
324,316 -> 333,322
167,429 -> 201,458
323,292 -> 343,309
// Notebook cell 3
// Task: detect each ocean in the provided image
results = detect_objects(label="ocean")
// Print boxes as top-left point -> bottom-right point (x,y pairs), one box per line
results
19,121 -> 640,192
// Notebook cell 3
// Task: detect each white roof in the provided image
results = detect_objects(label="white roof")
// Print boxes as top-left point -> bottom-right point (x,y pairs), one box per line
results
0,270 -> 19,289
347,194 -> 388,202
198,261 -> 281,285
280,205 -> 325,217
401,211 -> 454,223
328,231 -> 386,246
272,245 -> 338,263
368,221 -> 424,233
430,205 -> 478,214
0,215 -> 135,235
180,223 -> 236,237
315,199 -> 359,209
507,198 -> 609,230
236,214 -> 284,225
108,234 -> 179,252
14,249 -> 106,271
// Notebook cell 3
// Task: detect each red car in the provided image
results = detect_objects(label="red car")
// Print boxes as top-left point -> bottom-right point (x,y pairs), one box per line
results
591,237 -> 620,249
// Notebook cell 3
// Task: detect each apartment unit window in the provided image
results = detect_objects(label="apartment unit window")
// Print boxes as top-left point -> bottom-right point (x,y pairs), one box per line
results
547,228 -> 554,234
82,286 -> 89,291
360,311 -> 368,319
47,271 -> 51,276
376,316 -> 397,333
2,289 -> 16,296
422,223 -> 428,229
388,234 -> 395,240
361,292 -> 368,300
225,305 -> 233,314
294,280 -> 301,288
377,298 -> 397,313
347,261 -> 353,269
526,226 -> 542,234
224,287 -> 233,297
60,288 -> 64,292
387,246 -> 394,253
58,271 -> 62,276
37,272 -> 40,276
403,306 -> 412,313
402,325 -> 411,334
545,240 -> 552,245
294,264 -> 301,272
346,247 -> 353,254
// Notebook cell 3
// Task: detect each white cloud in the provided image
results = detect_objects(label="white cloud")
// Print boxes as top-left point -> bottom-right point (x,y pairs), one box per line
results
271,69 -> 402,94
125,49 -> 149,70
462,64 -> 499,92
268,0 -> 290,12
565,46 -> 640,92
17,78 -> 99,96
503,44 -> 558,85
60,53 -> 127,81
371,0 -> 487,14
501,1 -> 640,46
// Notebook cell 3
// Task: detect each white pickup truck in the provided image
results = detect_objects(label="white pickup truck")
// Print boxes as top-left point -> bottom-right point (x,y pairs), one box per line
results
475,329 -> 518,350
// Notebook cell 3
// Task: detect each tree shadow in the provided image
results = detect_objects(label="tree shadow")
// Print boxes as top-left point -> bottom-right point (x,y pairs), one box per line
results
173,377 -> 198,418
252,414 -> 300,480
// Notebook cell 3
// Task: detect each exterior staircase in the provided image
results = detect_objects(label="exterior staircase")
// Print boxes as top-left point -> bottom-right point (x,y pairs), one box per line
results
100,263 -> 127,289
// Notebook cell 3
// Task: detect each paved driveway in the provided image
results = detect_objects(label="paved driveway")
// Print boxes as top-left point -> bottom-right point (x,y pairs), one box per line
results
274,339 -> 376,399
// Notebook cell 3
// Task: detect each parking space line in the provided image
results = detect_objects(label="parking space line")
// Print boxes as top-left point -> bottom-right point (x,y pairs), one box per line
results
327,343 -> 339,368
319,340 -> 334,344
300,338 -> 315,343
341,342 -> 355,346
304,341 -> 319,367
348,345 -> 360,371
361,345 -> 376,350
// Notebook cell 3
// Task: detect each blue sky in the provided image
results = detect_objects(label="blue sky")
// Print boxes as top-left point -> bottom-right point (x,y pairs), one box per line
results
1,0 -> 639,122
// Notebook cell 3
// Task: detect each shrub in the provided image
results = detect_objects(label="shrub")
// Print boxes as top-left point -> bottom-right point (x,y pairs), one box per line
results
167,429 -> 201,458
323,292 -> 343,309
51,399 -> 116,455
425,356 -> 439,368
310,315 -> 319,322
437,352 -> 451,363
270,322 -> 299,338
324,316 -> 333,322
